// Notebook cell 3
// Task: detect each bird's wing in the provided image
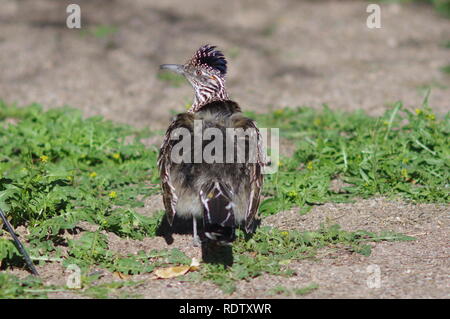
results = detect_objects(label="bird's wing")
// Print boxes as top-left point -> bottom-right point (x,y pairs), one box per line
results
246,120 -> 264,233
157,113 -> 194,225
233,117 -> 264,233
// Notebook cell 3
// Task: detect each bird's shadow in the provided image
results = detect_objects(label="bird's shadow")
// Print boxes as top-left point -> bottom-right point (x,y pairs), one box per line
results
156,213 -> 260,267
156,214 -> 191,245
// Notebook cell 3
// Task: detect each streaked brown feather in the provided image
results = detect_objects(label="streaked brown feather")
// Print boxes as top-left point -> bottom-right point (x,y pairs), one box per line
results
232,117 -> 264,232
158,113 -> 195,225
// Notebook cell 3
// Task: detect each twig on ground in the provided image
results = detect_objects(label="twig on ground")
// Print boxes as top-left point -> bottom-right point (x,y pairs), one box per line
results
0,208 -> 39,276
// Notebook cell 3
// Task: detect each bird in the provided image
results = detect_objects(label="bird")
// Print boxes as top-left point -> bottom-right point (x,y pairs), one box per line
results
158,45 -> 264,246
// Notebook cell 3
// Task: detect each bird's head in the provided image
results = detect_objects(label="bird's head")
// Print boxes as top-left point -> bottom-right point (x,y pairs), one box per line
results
160,45 -> 228,110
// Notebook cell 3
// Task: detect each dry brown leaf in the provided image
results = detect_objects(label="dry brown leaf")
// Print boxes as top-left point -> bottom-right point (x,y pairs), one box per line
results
154,265 -> 190,279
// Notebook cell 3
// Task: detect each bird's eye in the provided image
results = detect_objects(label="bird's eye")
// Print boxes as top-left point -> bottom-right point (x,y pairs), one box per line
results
196,70 -> 202,76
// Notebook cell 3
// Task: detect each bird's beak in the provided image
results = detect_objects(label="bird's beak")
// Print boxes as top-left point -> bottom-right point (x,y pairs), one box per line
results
159,64 -> 184,74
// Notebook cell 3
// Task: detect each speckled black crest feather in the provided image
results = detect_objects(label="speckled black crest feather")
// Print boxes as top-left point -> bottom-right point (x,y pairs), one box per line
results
189,44 -> 227,76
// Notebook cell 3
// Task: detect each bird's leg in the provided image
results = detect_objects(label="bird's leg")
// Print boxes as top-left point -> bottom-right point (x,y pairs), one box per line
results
192,217 -> 202,247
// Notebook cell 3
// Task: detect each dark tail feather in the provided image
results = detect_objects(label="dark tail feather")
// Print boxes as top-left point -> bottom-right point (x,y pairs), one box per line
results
200,181 -> 235,245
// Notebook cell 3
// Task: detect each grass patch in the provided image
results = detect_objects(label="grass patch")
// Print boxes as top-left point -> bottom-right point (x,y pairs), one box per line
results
0,247 -> 188,299
441,64 -> 450,74
378,0 -> 450,18
185,224 -> 415,294
0,273 -> 52,298
0,101 -> 163,282
80,277 -> 144,299
80,25 -> 118,39
270,283 -> 319,297
248,96 -> 449,216
0,102 -> 160,237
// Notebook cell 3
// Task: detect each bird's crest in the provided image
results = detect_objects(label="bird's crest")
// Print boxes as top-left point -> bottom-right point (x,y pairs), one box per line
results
188,44 -> 227,76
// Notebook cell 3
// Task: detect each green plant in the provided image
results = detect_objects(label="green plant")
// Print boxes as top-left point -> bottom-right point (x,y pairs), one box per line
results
0,273 -> 51,298
248,95 -> 449,216
0,101 -> 162,275
378,0 -> 450,18
441,64 -> 450,74
80,25 -> 118,39
270,283 -> 319,296
185,224 -> 415,293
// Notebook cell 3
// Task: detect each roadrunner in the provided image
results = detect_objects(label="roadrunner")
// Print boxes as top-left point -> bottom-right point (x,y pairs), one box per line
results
158,45 -> 264,246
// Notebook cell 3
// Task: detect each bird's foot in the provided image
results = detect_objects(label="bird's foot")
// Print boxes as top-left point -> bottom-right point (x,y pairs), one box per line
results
193,235 -> 203,247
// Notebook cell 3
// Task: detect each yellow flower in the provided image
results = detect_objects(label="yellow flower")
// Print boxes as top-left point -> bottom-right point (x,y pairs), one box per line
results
109,191 -> 117,199
89,172 -> 97,178
185,103 -> 192,110
280,231 -> 289,236
112,153 -> 120,159
273,109 -> 284,116
426,113 -> 435,121
401,168 -> 408,179
415,108 -> 422,115
40,155 -> 49,163
313,118 -> 322,126
287,191 -> 297,199
278,160 -> 283,167
306,161 -> 313,170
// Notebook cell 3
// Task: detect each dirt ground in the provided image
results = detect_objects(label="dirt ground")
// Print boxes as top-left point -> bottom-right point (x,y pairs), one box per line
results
0,0 -> 449,298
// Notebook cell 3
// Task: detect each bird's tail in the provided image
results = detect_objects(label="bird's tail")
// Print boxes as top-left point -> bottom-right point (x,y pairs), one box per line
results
200,181 -> 236,245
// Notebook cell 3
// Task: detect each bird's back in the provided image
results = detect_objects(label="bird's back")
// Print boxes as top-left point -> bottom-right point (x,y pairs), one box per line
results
159,100 -> 263,243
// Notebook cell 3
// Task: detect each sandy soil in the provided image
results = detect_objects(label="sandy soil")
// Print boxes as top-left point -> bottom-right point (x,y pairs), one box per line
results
0,0 -> 448,298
